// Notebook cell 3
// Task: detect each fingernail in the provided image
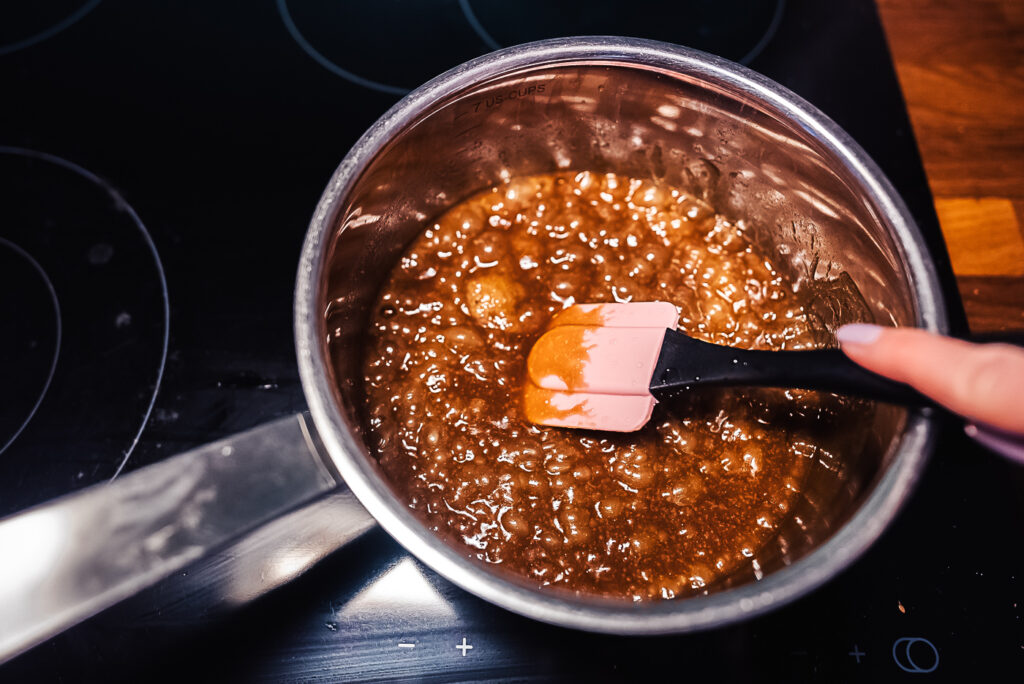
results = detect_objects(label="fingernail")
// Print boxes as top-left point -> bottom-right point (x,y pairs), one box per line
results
837,323 -> 883,346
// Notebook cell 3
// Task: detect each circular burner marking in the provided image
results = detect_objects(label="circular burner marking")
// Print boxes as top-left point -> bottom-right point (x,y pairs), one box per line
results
277,0 -> 492,95
0,0 -> 103,57
0,147 -> 169,486
459,0 -> 787,67
276,0 -> 408,96
0,238 -> 61,456
738,0 -> 786,65
458,0 -> 500,52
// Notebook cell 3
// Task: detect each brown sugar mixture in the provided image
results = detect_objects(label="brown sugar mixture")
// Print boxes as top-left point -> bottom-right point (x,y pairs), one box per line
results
361,171 -> 863,600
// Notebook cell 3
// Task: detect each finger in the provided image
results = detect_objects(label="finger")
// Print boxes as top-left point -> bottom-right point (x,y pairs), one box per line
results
836,324 -> 1024,433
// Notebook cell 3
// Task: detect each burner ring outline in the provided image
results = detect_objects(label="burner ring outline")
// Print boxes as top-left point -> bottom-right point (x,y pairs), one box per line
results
0,238 -> 62,457
276,0 -> 410,96
0,0 -> 104,57
458,0 -> 786,67
458,0 -> 500,52
0,146 -> 170,481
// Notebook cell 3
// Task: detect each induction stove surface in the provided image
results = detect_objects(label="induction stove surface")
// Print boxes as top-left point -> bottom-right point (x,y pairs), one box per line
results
1,1 -> 1021,681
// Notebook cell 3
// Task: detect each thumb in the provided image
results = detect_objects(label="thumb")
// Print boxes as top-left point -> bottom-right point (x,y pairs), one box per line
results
836,324 -> 1024,434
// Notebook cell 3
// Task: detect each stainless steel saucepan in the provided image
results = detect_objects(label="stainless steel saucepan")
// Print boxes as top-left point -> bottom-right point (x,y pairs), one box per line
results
0,37 -> 946,663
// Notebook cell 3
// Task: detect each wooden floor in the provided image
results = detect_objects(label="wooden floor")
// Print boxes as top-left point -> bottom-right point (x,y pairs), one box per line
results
877,0 -> 1024,332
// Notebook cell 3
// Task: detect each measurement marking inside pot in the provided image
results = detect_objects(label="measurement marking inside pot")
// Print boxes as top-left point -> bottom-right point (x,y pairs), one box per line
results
466,82 -> 548,114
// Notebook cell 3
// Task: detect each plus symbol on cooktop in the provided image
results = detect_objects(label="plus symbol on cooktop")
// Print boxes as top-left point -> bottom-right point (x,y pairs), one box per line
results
456,637 -> 473,656
849,645 -> 866,664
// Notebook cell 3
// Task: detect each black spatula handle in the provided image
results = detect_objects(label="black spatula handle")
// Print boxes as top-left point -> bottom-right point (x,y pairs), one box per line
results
649,329 -> 932,406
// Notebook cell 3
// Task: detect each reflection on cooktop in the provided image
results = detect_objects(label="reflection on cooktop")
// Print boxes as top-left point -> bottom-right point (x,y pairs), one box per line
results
0,148 -> 169,516
278,0 -> 785,94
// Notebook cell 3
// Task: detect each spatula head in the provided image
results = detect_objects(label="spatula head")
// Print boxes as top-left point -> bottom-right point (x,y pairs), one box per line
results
528,326 -> 669,395
547,301 -> 680,329
522,383 -> 659,432
521,302 -> 678,432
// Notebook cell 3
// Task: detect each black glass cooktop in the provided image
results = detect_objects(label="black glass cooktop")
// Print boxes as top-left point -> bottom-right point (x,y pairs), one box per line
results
1,1 -> 1021,681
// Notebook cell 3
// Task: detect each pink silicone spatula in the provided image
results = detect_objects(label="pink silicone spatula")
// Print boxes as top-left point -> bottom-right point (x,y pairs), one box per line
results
523,301 -> 931,433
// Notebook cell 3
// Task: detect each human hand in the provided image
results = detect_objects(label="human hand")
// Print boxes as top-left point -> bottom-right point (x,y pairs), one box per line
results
837,324 -> 1024,461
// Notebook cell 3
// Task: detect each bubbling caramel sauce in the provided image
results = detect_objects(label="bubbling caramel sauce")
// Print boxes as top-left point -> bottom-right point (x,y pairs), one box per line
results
361,171 -> 863,600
